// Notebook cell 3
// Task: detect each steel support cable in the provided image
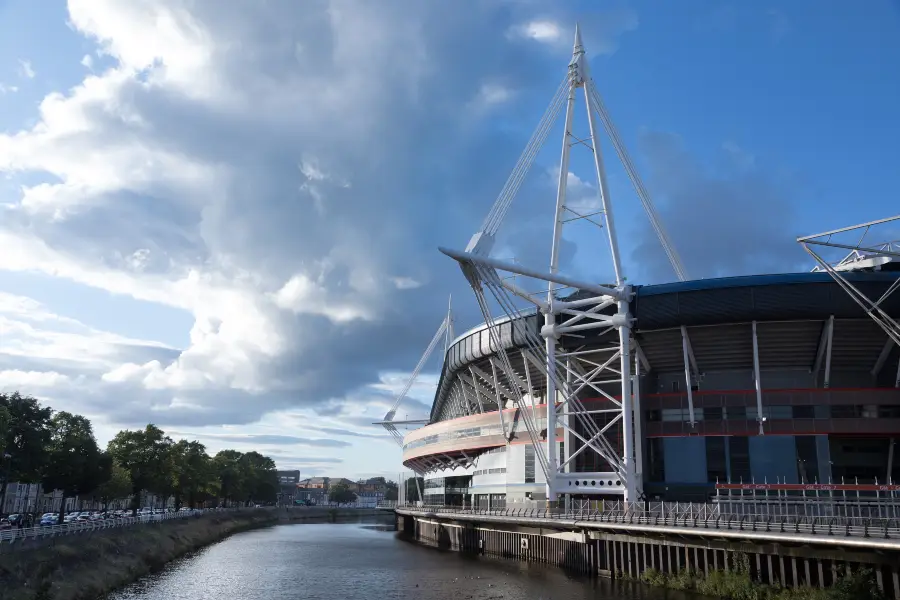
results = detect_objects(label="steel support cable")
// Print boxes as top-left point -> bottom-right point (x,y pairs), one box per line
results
482,90 -> 567,238
587,82 -> 688,282
481,76 -> 570,237
468,271 -> 551,479
474,265 -> 625,476
471,267 -> 550,476
482,76 -> 568,236
384,315 -> 449,421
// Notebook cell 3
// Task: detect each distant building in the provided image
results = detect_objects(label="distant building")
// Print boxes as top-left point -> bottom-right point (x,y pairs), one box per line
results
277,470 -> 301,485
299,477 -> 330,489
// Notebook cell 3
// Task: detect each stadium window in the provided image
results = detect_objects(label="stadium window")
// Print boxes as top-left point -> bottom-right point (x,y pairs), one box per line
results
661,408 -> 683,422
727,406 -> 747,420
705,406 -> 723,420
878,405 -> 900,418
524,444 -> 535,483
728,436 -> 751,482
648,438 -> 665,481
767,406 -> 792,420
831,405 -> 862,419
705,436 -> 727,483
795,436 -> 819,484
792,405 -> 815,419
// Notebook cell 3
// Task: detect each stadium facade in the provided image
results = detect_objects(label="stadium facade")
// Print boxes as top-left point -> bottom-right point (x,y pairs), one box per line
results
401,271 -> 900,506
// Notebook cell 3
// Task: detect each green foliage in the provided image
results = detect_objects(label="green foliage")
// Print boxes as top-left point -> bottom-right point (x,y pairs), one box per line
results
213,449 -> 245,505
0,404 -> 10,456
385,481 -> 399,501
240,451 -> 279,504
108,424 -> 174,513
635,557 -> 884,600
96,460 -> 133,509
169,439 -> 216,508
830,568 -> 883,600
0,392 -> 53,483
42,412 -> 111,522
328,482 -> 356,505
1,388 -> 288,512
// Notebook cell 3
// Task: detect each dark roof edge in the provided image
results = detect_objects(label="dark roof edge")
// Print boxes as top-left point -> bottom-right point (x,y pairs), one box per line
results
635,271 -> 900,298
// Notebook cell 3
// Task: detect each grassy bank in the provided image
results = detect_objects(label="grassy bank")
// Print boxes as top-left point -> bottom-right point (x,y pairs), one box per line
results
0,510 -> 277,600
632,553 -> 884,600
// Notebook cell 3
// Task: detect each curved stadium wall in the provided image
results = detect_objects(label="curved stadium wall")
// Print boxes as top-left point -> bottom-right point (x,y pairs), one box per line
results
401,271 -> 900,507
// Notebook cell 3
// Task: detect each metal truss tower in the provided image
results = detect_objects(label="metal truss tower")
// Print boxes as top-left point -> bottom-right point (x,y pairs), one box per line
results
440,26 -> 687,504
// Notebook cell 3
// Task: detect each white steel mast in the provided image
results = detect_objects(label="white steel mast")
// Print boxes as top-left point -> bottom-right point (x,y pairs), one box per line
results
441,26 -> 687,504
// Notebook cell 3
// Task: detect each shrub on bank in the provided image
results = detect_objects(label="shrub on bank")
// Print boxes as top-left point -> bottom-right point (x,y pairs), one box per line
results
637,557 -> 884,600
0,510 -> 277,600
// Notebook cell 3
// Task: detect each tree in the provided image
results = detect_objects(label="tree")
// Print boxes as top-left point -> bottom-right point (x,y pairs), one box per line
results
328,482 -> 356,505
240,451 -> 278,505
107,424 -> 173,515
0,393 -> 53,508
404,476 -> 423,503
385,480 -> 399,501
212,450 -> 245,506
169,440 -> 214,509
0,405 -> 10,455
42,412 -> 111,524
95,460 -> 132,510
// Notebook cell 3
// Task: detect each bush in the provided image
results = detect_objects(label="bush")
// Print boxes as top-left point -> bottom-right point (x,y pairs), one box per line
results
631,555 -> 883,600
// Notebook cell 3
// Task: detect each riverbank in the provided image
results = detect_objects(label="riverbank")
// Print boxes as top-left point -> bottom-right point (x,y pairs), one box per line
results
0,510 -> 278,600
276,506 -> 387,523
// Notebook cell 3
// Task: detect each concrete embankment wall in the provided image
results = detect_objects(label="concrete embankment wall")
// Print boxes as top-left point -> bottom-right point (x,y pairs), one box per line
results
276,507 -> 387,522
397,512 -> 900,599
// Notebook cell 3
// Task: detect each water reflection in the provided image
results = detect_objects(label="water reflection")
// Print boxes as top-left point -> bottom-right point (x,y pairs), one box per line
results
108,516 -> 692,600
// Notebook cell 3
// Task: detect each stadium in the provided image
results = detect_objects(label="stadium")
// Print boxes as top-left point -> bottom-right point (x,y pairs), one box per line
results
400,267 -> 900,507
388,28 -> 900,509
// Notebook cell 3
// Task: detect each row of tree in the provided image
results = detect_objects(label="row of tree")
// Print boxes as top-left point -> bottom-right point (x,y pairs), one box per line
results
0,392 -> 280,524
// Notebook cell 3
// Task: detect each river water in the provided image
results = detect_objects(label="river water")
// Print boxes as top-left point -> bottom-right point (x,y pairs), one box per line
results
108,516 -> 693,600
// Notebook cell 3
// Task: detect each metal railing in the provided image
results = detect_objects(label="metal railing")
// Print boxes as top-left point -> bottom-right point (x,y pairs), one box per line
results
0,508 -> 251,545
393,501 -> 900,542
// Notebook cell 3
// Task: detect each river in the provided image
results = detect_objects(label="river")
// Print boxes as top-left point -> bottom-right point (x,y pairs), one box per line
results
107,516 -> 693,600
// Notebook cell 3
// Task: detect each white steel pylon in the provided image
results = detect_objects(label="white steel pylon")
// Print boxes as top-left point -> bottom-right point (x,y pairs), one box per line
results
440,26 -> 687,504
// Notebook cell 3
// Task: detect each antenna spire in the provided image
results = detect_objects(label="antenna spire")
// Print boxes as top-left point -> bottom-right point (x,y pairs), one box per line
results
573,23 -> 584,55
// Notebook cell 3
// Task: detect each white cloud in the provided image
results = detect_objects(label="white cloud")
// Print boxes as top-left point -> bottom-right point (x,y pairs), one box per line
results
0,370 -> 70,390
0,83 -> 19,94
18,60 -> 35,79
509,19 -> 565,46
469,82 -> 515,113
546,166 -> 600,212
507,9 -> 638,55
0,1 -> 638,475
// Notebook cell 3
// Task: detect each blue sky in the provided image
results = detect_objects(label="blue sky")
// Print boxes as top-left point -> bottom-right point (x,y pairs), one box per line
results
0,0 -> 898,479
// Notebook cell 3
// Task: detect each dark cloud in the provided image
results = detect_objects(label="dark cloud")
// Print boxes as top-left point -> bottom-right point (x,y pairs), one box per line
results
631,132 -> 808,283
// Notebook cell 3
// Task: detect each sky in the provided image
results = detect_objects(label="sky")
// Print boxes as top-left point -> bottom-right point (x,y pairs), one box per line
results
0,0 -> 898,480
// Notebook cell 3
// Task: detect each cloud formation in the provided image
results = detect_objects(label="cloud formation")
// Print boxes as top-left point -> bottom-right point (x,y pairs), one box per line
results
0,0 -> 641,446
